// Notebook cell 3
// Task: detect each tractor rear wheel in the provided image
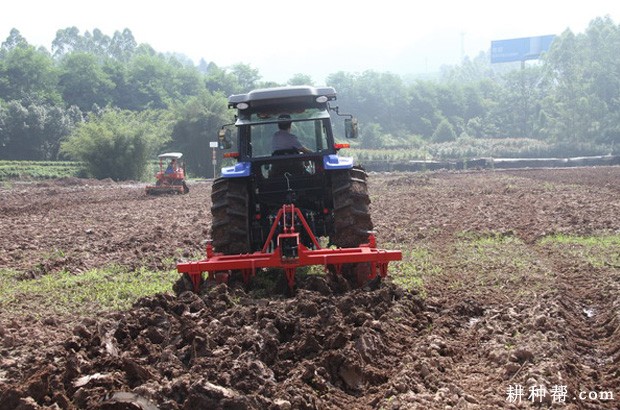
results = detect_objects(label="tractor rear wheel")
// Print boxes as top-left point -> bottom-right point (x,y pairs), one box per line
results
330,166 -> 375,287
330,165 -> 373,248
211,177 -> 250,254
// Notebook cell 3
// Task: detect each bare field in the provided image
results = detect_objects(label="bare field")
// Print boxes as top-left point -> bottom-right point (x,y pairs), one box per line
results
1,167 -> 619,409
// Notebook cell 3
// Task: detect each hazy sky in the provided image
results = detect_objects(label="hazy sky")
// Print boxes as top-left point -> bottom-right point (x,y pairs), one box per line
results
3,1 -> 620,83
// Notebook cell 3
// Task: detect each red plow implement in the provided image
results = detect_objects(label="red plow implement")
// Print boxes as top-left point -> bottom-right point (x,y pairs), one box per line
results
177,204 -> 402,292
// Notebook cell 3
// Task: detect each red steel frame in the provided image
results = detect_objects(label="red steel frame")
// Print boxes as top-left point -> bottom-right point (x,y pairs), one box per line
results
177,204 -> 402,291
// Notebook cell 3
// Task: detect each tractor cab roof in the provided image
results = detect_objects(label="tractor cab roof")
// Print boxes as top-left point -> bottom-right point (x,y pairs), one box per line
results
158,152 -> 183,160
228,86 -> 336,110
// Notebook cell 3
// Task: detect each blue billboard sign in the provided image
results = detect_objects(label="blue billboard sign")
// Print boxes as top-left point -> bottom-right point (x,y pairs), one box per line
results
491,35 -> 555,63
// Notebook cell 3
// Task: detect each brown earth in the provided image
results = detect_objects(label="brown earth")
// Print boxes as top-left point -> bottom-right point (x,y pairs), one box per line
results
0,167 -> 619,409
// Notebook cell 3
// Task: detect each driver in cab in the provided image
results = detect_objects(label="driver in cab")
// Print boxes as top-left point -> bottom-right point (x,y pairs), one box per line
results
272,114 -> 312,155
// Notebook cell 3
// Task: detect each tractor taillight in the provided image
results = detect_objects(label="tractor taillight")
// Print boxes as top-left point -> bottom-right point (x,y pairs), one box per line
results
334,143 -> 350,150
224,152 -> 239,158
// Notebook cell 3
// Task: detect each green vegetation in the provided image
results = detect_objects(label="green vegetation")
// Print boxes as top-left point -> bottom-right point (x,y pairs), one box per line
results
60,109 -> 173,180
380,231 -> 619,298
350,148 -> 429,163
2,232 -> 617,315
443,232 -> 552,294
0,266 -> 177,317
387,244 -> 440,295
350,137 -> 584,164
2,17 -> 620,180
539,233 -> 620,267
539,233 -> 620,247
0,160 -> 84,180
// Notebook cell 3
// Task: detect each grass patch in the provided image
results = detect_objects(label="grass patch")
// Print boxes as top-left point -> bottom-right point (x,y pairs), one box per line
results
539,233 -> 620,268
0,265 -> 177,318
0,269 -> 22,292
539,233 -> 620,247
385,244 -> 439,296
451,232 -> 550,294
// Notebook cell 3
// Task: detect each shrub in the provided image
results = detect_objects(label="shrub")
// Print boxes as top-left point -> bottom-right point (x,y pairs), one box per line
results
432,119 -> 457,143
61,109 -> 172,180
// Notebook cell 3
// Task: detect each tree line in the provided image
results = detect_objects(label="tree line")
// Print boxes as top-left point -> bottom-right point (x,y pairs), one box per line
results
1,16 -> 618,179
329,15 -> 620,155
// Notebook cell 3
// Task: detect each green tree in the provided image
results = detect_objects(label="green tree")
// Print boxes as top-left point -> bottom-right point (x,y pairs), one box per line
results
230,63 -> 261,92
58,52 -> 115,111
204,63 -> 261,95
204,62 -> 239,95
491,65 -> 548,138
123,54 -> 172,110
119,53 -> 204,110
360,122 -> 384,149
51,27 -> 83,58
288,73 -> 313,86
0,42 -> 60,103
169,91 -> 229,178
108,29 -> 137,62
432,118 -> 457,142
440,52 -> 494,84
167,58 -> 203,99
579,16 -> 620,145
61,109 -> 172,180
0,101 -> 81,160
406,81 -> 442,138
542,30 -> 593,143
435,83 -> 466,135
52,27 -> 137,61
1,28 -> 28,52
327,70 -> 410,137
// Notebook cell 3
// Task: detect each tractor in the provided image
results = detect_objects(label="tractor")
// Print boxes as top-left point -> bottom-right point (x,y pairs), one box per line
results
145,152 -> 189,195
176,86 -> 400,293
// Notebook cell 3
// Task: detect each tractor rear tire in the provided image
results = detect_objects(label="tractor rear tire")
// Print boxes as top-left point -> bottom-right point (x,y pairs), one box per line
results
330,166 -> 375,288
330,165 -> 373,248
211,177 -> 250,254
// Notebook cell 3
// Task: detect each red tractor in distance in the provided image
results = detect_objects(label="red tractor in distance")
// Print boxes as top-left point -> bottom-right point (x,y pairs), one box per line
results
145,152 -> 190,195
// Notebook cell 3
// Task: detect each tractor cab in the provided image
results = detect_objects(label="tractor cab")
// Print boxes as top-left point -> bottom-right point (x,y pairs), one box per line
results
145,152 -> 189,195
217,86 -> 359,180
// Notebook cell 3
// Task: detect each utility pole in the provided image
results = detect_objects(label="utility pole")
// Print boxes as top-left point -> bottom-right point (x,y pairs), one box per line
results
209,141 -> 218,178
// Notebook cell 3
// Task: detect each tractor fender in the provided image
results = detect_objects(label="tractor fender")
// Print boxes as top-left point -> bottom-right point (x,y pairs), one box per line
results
221,161 -> 251,178
323,154 -> 354,170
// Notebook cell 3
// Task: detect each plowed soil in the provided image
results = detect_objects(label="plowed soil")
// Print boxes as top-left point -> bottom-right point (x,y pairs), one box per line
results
1,167 -> 619,409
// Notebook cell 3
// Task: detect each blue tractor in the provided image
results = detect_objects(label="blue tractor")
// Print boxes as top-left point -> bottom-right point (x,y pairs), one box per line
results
213,85 -> 370,255
175,86 -> 401,293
